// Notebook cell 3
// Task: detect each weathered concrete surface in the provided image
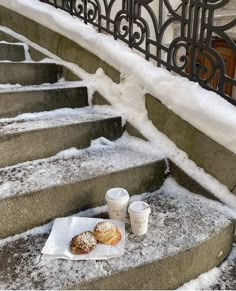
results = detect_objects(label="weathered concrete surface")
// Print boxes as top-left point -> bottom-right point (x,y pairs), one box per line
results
146,94 -> 236,192
0,29 -> 50,61
0,43 -> 25,61
93,91 -> 111,106
0,5 -> 120,83
82,224 -> 233,290
0,147 -> 165,237
0,112 -> 122,167
0,62 -> 59,85
201,246 -> 236,290
92,92 -> 147,141
179,245 -> 236,289
0,87 -> 88,117
0,30 -> 18,42
61,67 -> 80,81
28,46 -> 48,62
0,6 -> 61,55
0,30 -> 79,79
0,181 -> 233,289
0,30 -> 47,62
169,159 -> 219,202
57,35 -> 120,83
125,122 -> 148,141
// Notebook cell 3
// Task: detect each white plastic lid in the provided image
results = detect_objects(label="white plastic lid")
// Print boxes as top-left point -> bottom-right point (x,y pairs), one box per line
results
128,201 -> 151,215
105,188 -> 129,202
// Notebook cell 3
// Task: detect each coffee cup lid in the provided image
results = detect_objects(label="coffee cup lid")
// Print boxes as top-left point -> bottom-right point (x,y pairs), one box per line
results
128,201 -> 151,215
105,188 -> 129,202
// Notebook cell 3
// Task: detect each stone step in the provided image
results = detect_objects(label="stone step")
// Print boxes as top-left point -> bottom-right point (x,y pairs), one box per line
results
0,107 -> 122,167
0,177 -> 233,289
0,62 -> 59,85
0,42 -> 25,61
0,31 -> 19,43
0,86 -> 88,118
0,138 -> 165,238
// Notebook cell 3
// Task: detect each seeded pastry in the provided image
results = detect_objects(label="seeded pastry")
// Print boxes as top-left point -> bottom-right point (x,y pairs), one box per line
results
94,221 -> 122,245
70,231 -> 97,255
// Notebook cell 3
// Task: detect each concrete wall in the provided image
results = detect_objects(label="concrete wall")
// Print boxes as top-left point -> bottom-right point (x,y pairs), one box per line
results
0,5 -> 236,195
146,94 -> 236,192
0,5 -> 120,84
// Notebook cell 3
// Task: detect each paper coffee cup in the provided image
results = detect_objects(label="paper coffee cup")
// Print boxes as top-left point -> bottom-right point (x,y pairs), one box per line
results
128,201 -> 151,235
105,188 -> 129,221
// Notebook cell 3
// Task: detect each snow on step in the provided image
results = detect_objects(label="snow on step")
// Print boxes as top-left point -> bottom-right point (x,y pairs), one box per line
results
0,107 -> 122,167
0,107 -> 116,135
0,135 -> 165,238
0,140 -> 162,200
0,85 -> 88,118
0,178 -> 233,290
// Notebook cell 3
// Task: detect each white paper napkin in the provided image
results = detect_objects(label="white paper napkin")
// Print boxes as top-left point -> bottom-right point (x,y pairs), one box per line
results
41,216 -> 125,260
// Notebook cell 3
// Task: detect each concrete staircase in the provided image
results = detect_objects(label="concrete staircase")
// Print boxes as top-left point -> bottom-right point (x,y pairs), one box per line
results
0,39 -> 165,237
0,36 -> 234,290
0,43 -> 25,61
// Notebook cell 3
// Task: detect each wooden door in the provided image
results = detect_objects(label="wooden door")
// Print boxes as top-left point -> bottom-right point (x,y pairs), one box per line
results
211,38 -> 236,96
186,38 -> 236,96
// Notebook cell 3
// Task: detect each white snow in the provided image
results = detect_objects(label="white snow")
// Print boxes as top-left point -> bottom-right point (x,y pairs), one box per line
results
0,178 -> 234,289
1,0 -> 236,156
162,177 -> 236,219
0,106 -> 121,135
0,24 -> 236,212
0,4 -> 235,288
0,134 -> 164,199
0,83 -> 21,90
0,177 -> 233,290
179,245 -> 236,290
180,267 -> 222,290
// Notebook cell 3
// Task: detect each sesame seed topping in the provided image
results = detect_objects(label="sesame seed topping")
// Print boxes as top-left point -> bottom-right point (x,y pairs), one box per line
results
78,231 -> 96,248
96,222 -> 116,232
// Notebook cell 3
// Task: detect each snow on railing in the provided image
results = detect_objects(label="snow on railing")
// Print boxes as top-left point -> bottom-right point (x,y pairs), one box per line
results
40,0 -> 236,105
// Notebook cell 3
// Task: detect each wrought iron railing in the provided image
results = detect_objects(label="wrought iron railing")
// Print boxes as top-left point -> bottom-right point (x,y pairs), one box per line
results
40,0 -> 236,104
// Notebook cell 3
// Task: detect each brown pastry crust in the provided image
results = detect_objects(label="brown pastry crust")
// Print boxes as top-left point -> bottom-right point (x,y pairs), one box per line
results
93,221 -> 122,245
70,231 -> 97,255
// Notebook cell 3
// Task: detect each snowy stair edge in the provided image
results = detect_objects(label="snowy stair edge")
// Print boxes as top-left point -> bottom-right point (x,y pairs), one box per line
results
0,106 -> 123,168
0,62 -> 59,83
0,135 -> 166,238
0,177 -> 234,290
0,107 -> 122,135
0,85 -> 89,118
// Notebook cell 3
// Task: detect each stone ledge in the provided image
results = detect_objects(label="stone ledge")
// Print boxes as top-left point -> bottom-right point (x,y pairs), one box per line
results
169,159 -> 219,202
0,43 -> 25,61
0,86 -> 88,118
0,62 -> 59,85
146,94 -> 236,192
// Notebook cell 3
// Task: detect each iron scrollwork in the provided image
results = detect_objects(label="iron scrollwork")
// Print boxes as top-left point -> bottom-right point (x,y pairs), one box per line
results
40,0 -> 236,104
